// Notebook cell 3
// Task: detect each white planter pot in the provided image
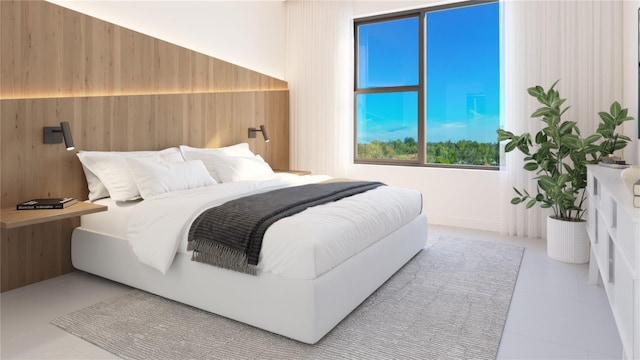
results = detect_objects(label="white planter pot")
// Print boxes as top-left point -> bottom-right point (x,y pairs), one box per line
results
546,216 -> 590,264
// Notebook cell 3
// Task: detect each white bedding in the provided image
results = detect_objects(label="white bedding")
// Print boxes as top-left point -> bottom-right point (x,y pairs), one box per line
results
80,198 -> 138,238
81,173 -> 423,279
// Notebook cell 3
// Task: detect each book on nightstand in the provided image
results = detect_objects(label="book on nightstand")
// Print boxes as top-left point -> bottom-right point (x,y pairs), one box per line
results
16,198 -> 77,210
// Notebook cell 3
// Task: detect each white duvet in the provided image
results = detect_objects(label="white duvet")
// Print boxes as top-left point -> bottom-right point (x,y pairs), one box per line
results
126,174 -> 423,279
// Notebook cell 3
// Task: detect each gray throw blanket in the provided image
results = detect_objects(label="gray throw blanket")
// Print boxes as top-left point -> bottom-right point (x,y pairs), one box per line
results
187,180 -> 385,275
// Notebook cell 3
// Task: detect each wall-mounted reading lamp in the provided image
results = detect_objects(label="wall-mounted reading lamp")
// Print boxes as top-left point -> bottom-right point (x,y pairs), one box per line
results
44,121 -> 75,151
248,124 -> 270,142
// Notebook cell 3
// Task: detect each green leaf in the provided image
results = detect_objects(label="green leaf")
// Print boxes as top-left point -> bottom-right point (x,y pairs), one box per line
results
584,134 -> 601,144
497,130 -> 514,141
538,177 -> 555,191
550,97 -> 566,108
613,142 -> 627,151
557,174 -> 570,186
511,197 -> 522,205
598,111 -> 615,125
561,135 -> 581,149
505,141 -> 518,153
617,134 -> 631,142
597,128 -> 613,138
516,143 -> 531,155
526,199 -> 537,209
523,162 -> 539,171
558,121 -> 576,135
610,101 -> 621,116
531,107 -> 551,118
527,86 -> 545,98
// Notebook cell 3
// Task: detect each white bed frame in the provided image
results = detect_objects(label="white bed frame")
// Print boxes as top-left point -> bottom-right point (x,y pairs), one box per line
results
71,214 -> 428,344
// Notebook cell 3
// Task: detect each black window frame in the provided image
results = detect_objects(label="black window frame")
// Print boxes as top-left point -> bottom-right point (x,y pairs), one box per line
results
353,0 -> 499,170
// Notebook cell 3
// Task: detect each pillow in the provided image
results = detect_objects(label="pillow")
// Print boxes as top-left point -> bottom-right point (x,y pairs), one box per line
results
77,148 -> 184,201
127,157 -> 216,199
211,154 -> 275,182
179,144 -> 257,182
79,164 -> 110,201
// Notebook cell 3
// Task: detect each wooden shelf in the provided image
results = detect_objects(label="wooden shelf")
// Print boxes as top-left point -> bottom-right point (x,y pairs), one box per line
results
274,169 -> 311,176
1,202 -> 107,229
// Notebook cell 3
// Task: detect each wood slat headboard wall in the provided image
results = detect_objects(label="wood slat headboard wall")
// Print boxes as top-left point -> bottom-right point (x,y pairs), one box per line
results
1,91 -> 290,205
0,1 -> 287,98
0,0 -> 290,292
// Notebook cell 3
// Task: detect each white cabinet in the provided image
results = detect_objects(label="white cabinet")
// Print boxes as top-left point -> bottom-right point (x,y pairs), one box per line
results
587,165 -> 640,360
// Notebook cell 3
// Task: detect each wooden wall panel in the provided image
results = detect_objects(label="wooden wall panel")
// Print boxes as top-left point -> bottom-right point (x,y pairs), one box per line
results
1,220 -> 76,291
0,0 -> 290,292
1,90 -> 289,206
0,90 -> 289,291
0,0 -> 287,99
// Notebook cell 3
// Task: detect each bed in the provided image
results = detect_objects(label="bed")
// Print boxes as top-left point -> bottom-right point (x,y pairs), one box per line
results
70,144 -> 428,344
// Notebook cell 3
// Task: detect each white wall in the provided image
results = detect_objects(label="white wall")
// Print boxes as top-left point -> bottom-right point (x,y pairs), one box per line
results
352,165 -> 500,231
46,0 -> 287,80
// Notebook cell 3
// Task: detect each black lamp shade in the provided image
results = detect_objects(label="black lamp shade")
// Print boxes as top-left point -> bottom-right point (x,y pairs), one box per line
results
60,121 -> 75,150
44,121 -> 75,151
248,124 -> 270,142
259,124 -> 270,142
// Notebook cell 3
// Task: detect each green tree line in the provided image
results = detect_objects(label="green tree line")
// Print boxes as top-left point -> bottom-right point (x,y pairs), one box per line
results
357,137 -> 499,166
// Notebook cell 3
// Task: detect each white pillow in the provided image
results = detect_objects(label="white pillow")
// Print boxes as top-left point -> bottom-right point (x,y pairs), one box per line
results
77,148 -> 184,201
79,164 -> 110,201
211,154 -> 275,182
127,157 -> 216,199
179,144 -> 257,182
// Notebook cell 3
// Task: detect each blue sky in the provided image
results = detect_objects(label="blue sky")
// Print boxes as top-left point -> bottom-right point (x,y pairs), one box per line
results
357,2 -> 500,144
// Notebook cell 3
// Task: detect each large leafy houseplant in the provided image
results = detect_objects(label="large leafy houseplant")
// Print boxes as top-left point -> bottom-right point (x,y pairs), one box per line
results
497,81 -> 633,222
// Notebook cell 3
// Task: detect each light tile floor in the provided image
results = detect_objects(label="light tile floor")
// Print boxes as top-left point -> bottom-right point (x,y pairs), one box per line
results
1,225 -> 622,359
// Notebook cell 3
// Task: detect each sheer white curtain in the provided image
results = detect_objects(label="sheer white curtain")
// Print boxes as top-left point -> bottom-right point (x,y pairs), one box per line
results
500,0 -> 624,238
286,0 -> 354,177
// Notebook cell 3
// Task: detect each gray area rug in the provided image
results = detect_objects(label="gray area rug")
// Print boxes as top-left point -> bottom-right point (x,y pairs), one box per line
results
52,237 -> 524,360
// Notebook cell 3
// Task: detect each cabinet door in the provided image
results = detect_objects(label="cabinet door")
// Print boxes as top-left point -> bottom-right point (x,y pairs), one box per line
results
587,199 -> 597,244
595,212 -> 610,282
616,207 -> 638,274
614,247 -> 634,359
599,186 -> 615,227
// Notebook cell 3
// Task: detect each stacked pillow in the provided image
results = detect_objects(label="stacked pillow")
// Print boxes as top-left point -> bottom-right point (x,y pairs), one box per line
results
77,144 -> 274,201
179,144 -> 274,183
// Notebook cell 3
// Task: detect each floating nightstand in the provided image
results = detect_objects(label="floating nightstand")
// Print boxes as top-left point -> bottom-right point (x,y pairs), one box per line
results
274,169 -> 311,176
1,202 -> 107,229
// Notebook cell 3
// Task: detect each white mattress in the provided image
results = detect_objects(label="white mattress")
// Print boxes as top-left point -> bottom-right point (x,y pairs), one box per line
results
80,174 -> 423,279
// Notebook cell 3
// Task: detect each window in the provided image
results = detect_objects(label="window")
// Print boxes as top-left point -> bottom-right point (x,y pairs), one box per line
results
354,1 -> 500,168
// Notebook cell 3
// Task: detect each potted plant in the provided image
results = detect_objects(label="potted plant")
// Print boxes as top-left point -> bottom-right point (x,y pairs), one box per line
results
497,80 -> 633,263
